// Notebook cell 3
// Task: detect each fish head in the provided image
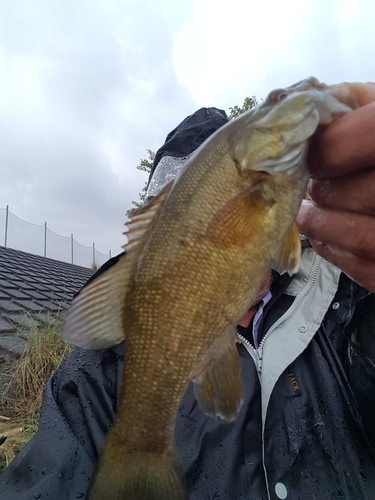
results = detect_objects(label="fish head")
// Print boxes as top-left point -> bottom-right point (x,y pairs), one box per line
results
228,77 -> 358,177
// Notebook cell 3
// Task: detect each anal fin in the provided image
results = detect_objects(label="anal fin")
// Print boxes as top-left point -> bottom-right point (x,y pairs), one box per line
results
193,330 -> 243,422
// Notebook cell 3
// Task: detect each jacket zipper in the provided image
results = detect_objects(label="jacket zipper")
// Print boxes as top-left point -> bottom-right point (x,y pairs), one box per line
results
237,255 -> 323,375
238,255 -> 323,500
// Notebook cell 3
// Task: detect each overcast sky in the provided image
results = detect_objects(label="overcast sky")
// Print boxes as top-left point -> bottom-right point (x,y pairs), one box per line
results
0,0 -> 374,258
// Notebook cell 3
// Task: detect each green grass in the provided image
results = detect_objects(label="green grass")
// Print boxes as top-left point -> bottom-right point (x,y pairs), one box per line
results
0,314 -> 72,472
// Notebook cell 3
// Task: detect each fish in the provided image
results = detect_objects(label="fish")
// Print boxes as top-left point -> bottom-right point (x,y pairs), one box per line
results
61,77 -> 357,500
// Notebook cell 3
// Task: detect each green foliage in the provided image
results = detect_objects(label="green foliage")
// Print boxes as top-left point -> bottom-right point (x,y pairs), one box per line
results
227,96 -> 259,120
126,149 -> 155,218
137,149 -> 155,172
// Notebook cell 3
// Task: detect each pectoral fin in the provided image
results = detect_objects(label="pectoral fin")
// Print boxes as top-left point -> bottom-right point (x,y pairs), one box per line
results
193,330 -> 243,422
271,222 -> 301,276
62,182 -> 173,350
206,182 -> 275,248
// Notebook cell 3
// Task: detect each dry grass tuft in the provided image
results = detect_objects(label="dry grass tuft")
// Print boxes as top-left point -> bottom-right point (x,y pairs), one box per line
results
0,314 -> 72,472
0,420 -> 37,470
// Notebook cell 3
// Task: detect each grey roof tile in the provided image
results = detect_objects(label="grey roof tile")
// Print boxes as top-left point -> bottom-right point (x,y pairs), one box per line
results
0,279 -> 17,289
0,300 -> 25,312
14,300 -> 46,312
5,314 -> 40,329
0,317 -> 13,332
0,245 -> 96,335
0,335 -> 26,355
31,290 -> 63,301
3,289 -> 32,300
18,289 -> 50,300
33,301 -> 65,313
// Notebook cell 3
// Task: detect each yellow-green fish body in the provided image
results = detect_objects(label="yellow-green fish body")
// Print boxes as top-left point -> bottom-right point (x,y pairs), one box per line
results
62,77 -> 356,500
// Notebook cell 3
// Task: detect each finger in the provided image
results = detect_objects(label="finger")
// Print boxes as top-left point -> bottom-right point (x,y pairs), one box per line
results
308,101 -> 375,179
308,239 -> 375,293
329,82 -> 375,109
307,167 -> 375,216
296,200 -> 375,260
345,82 -> 375,106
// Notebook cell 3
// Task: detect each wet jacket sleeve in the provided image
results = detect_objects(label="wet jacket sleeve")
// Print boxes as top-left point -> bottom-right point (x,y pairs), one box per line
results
0,344 -> 124,500
347,293 -> 375,445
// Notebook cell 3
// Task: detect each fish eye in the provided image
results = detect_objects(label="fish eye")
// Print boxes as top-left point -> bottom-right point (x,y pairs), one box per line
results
272,91 -> 289,103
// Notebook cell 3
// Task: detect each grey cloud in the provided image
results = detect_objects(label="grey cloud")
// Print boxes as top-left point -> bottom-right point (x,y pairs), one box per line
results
0,0 -> 198,256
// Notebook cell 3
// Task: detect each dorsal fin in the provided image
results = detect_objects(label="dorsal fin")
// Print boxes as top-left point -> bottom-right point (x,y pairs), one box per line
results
61,182 -> 173,350
124,181 -> 174,253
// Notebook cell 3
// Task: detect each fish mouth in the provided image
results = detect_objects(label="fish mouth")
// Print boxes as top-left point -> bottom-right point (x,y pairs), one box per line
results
282,77 -> 360,111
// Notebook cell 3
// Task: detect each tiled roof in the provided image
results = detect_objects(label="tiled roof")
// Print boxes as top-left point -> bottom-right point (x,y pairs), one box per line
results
0,246 -> 95,347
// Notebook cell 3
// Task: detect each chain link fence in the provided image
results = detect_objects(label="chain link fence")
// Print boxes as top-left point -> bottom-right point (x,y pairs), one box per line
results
0,206 -> 111,268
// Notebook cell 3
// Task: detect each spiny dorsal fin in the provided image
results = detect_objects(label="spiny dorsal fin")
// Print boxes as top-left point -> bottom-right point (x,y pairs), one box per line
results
271,222 -> 301,276
124,181 -> 174,252
62,182 -> 174,350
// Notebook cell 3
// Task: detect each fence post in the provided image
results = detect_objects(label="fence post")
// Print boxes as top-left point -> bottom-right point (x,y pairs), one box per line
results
109,249 -> 112,259
4,205 -> 9,247
71,234 -> 74,264
93,243 -> 96,267
44,222 -> 47,257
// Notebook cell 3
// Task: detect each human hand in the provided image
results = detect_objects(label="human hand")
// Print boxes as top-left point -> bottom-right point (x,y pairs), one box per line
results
296,83 -> 375,292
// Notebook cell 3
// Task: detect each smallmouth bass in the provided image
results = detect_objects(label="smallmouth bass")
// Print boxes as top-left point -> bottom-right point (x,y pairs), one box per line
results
62,77 -> 357,499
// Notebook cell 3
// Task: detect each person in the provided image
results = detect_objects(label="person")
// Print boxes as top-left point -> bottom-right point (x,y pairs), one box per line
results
0,82 -> 375,500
